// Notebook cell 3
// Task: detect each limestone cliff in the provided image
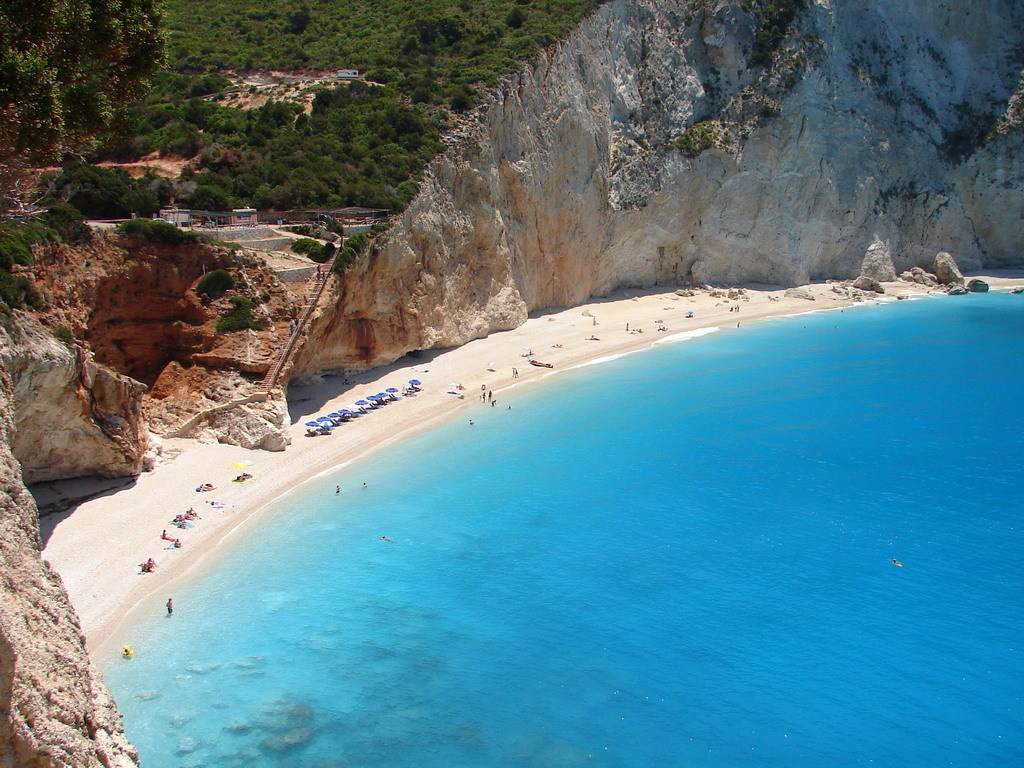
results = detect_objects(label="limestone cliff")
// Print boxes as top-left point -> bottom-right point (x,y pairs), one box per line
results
290,0 -> 1024,378
0,367 -> 138,767
0,314 -> 150,484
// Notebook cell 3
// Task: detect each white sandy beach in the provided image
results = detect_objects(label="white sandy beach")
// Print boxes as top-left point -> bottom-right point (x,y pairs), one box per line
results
36,275 -> 1023,656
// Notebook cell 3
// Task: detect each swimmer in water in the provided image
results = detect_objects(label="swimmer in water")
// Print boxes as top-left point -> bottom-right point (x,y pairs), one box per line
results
381,536 -> 394,543
892,559 -> 904,567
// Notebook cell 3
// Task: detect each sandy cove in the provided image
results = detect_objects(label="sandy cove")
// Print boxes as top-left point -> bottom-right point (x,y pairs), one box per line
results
36,275 -> 1024,656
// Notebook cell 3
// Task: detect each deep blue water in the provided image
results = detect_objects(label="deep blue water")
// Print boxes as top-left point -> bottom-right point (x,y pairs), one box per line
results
103,293 -> 1024,767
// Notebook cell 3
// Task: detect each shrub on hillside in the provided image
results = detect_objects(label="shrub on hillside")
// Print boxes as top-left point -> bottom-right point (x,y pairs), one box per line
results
41,204 -> 92,243
290,238 -> 322,255
52,325 -> 76,345
195,269 -> 234,299
117,218 -> 207,246
310,242 -> 336,263
0,221 -> 56,269
216,296 -> 264,333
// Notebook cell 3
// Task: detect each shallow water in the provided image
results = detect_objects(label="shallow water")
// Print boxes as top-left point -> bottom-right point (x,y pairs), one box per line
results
104,293 -> 1024,767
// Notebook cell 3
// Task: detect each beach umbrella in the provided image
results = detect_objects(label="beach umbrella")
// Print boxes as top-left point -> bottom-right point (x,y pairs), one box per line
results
409,379 -> 421,386
337,409 -> 352,415
385,387 -> 399,393
355,400 -> 369,406
305,422 -> 320,427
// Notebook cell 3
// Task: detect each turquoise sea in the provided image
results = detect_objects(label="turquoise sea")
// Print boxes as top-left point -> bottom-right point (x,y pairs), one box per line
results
103,293 -> 1024,767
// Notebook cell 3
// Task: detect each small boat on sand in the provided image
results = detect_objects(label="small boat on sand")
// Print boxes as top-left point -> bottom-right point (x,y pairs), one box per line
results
529,360 -> 553,368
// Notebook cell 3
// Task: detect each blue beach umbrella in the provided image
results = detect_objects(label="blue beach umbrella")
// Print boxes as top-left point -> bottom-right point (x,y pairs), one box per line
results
305,422 -> 320,427
355,400 -> 369,406
385,387 -> 399,393
409,379 -> 421,386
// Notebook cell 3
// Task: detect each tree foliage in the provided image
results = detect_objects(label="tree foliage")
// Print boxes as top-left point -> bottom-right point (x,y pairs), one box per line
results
0,0 -> 165,164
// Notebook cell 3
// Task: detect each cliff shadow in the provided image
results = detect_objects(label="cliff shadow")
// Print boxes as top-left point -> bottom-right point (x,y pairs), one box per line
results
285,348 -> 452,423
31,476 -> 139,546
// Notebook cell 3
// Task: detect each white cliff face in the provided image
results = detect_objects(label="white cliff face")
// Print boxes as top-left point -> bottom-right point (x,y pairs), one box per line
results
0,366 -> 138,767
291,0 -> 1023,376
0,316 -> 150,484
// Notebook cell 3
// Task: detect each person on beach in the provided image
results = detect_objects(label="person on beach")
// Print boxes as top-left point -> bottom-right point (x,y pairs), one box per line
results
166,598 -> 173,615
140,558 -> 156,573
512,367 -> 518,378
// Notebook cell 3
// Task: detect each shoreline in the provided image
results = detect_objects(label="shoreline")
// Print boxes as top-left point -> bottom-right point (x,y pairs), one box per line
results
37,275 -> 1024,657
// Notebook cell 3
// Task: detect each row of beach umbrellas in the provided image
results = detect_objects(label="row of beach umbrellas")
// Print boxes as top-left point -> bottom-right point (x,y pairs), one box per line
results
305,380 -> 422,431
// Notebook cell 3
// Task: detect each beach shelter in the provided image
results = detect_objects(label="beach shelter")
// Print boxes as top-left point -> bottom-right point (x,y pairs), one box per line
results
408,379 -> 421,386
385,387 -> 399,393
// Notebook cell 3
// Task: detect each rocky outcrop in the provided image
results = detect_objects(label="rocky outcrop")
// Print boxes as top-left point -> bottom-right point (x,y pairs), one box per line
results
29,234 -> 302,456
0,367 -> 138,767
291,0 -> 1024,379
0,315 -> 150,484
967,278 -> 990,292
933,252 -> 965,286
852,276 -> 884,294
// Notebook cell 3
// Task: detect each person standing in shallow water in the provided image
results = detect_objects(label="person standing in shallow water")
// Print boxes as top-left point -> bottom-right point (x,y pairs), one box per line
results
166,598 -> 173,615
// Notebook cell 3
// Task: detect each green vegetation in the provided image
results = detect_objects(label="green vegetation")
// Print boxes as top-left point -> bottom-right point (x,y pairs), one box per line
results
44,162 -> 174,219
195,269 -> 235,299
0,221 -> 51,308
55,1 -> 603,218
334,232 -> 371,274
216,296 -> 264,332
290,238 -> 323,256
676,121 -> 731,158
746,0 -> 810,68
0,221 -> 55,270
160,1 -> 599,90
52,325 -> 76,345
115,218 -> 208,246
0,0 -> 164,164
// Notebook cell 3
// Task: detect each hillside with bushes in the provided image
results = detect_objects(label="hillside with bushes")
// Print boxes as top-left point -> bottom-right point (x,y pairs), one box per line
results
39,1 -> 604,221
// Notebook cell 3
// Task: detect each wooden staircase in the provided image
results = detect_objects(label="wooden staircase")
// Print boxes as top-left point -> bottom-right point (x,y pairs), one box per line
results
257,259 -> 335,390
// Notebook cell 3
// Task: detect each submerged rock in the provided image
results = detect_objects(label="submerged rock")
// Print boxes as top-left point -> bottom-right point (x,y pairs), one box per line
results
262,728 -> 314,752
